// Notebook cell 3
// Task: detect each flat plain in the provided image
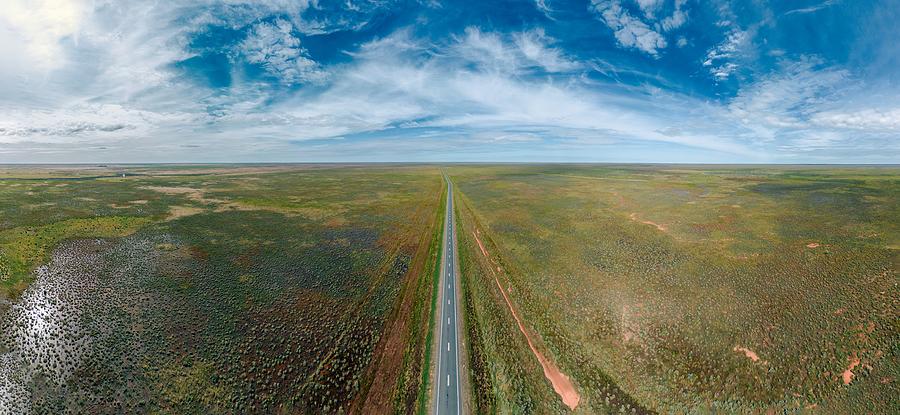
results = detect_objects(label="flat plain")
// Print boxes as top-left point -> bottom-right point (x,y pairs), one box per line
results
1,164 -> 896,414
449,165 -> 898,413
0,164 -> 444,413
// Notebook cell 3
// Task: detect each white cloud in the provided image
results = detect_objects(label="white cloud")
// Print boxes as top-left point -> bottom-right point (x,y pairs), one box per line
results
266,30 -> 757,158
660,0 -> 688,31
449,27 -> 580,74
0,1 -> 331,146
725,59 -> 848,139
784,0 -> 842,16
591,0 -> 667,56
635,0 -> 663,18
703,29 -> 749,80
811,108 -> 900,130
710,56 -> 900,159
238,18 -> 325,84
513,29 -> 581,72
534,0 -> 553,18
0,1 -> 893,163
0,104 -> 199,144
452,28 -> 518,72
0,0 -> 86,71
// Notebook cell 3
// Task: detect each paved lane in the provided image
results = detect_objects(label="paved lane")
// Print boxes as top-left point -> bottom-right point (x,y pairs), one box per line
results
435,174 -> 461,414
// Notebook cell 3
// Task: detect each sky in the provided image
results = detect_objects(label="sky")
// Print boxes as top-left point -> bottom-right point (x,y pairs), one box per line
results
0,0 -> 897,163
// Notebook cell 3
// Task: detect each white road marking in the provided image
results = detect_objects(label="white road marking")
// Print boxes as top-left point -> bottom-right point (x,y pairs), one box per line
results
437,176 -> 463,414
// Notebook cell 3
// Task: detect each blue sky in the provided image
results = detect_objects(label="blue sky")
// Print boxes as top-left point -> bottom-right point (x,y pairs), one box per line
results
0,0 -> 897,163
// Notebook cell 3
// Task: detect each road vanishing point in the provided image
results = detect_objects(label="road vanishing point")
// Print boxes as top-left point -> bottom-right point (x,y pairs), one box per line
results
435,174 -> 462,414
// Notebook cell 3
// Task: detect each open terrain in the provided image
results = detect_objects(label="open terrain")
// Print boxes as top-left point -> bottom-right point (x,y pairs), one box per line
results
449,165 -> 898,413
0,164 -> 444,413
1,163 -> 896,414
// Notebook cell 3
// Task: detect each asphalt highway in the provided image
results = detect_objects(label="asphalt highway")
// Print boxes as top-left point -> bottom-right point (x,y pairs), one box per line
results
434,175 -> 461,415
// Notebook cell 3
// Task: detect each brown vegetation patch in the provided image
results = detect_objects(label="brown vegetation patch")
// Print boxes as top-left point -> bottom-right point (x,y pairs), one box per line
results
142,186 -> 204,198
142,186 -> 225,205
167,206 -> 205,221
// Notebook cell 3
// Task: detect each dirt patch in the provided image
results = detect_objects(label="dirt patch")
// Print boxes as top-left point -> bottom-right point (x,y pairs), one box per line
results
733,346 -> 760,362
474,230 -> 489,257
167,206 -> 205,221
806,242 -> 820,248
142,186 -> 225,205
142,186 -> 204,198
144,186 -> 349,221
473,230 -> 580,410
842,354 -> 861,385
629,213 -> 667,232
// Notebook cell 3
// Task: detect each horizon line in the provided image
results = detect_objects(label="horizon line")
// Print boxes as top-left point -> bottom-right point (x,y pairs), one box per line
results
1,162 -> 899,167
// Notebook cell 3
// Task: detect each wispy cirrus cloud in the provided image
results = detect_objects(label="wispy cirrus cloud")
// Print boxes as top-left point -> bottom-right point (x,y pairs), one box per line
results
784,0 -> 842,16
703,29 -> 750,80
0,0 -> 896,163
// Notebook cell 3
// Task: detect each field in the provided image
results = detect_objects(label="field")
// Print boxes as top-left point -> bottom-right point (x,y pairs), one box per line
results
0,164 -> 444,413
448,165 -> 899,413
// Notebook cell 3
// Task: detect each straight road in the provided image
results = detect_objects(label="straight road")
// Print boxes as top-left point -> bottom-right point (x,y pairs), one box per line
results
434,174 -> 461,414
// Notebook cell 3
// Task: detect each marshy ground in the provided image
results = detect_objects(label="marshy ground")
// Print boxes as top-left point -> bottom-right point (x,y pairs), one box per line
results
0,164 -> 443,413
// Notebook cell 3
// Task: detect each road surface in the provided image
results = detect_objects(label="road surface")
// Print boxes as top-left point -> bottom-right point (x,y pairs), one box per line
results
435,174 -> 461,414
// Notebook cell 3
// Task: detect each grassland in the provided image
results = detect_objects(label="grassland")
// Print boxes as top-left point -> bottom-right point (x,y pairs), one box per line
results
0,164 -> 443,413
449,165 -> 898,413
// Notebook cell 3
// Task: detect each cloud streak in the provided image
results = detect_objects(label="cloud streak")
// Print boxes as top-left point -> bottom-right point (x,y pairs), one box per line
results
0,0 -> 896,163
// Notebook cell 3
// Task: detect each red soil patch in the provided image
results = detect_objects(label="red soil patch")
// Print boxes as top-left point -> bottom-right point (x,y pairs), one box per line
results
473,230 -> 580,410
733,346 -> 760,362
842,354 -> 861,385
806,242 -> 820,248
629,212 -> 667,232
474,230 -> 489,257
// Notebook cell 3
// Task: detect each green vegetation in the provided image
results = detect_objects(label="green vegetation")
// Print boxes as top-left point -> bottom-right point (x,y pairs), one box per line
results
0,216 -> 151,298
416,179 -> 446,415
0,165 -> 443,413
2,164 -> 895,413
449,165 -> 898,413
